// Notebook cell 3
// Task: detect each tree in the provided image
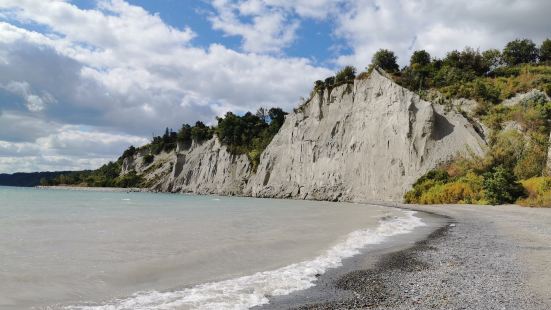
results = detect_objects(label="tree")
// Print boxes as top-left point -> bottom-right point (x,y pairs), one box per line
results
371,49 -> 399,73
121,145 -> 136,159
177,123 -> 192,147
335,65 -> 356,83
502,39 -> 538,66
314,80 -> 324,89
410,50 -> 431,66
539,39 -> 551,63
482,49 -> 502,70
483,165 -> 525,205
442,48 -> 488,76
190,121 -> 212,142
256,107 -> 268,123
324,76 -> 335,86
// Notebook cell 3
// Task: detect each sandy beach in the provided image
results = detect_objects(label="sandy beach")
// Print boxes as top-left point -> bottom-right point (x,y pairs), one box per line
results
259,204 -> 551,309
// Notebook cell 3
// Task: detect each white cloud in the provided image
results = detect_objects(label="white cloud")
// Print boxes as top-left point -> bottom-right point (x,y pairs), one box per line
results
1,0 -> 549,173
1,81 -> 56,112
0,111 -> 149,173
208,0 -> 343,53
209,0 -> 299,53
0,0 -> 331,172
333,0 -> 551,67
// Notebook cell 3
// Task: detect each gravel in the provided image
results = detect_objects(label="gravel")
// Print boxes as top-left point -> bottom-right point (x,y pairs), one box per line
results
259,204 -> 551,309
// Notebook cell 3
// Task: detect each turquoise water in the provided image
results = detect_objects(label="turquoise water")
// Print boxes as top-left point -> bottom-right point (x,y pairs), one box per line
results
0,186 -> 422,309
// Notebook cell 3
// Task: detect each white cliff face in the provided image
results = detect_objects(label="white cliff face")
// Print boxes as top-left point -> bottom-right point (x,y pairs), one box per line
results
140,138 -> 253,195
245,70 -> 487,201
124,70 -> 487,202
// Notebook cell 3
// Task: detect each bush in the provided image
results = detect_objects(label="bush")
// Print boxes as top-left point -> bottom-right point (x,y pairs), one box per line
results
335,66 -> 356,84
405,171 -> 484,204
143,154 -> 154,165
483,165 -> 525,205
518,177 -> 551,207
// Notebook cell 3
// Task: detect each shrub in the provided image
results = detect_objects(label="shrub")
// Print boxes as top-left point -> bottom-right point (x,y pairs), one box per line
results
518,177 -> 551,207
483,165 -> 525,205
405,171 -> 484,204
143,154 -> 154,165
335,66 -> 356,84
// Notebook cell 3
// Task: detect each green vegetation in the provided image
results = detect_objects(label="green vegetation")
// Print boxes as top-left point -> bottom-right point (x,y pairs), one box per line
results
42,161 -> 143,188
41,106 -> 287,186
401,38 -> 551,207
370,49 -> 399,73
518,177 -> 551,207
215,107 -> 287,170
313,66 -> 357,96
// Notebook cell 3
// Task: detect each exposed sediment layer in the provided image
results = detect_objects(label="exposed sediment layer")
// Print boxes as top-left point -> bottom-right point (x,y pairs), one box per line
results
123,69 -> 487,202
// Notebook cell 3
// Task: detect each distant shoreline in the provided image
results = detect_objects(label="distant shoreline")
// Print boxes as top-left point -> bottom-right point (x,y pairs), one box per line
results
35,185 -> 151,193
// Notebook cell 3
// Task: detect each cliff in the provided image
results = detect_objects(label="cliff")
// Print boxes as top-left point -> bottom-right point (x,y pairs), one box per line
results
123,69 -> 488,202
245,69 -> 486,201
122,138 -> 252,195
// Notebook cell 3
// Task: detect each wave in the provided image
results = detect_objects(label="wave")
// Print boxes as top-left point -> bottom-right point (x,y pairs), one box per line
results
66,211 -> 424,310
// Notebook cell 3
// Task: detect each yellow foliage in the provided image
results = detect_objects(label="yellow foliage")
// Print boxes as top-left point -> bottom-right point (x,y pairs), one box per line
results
518,177 -> 551,207
413,173 -> 484,205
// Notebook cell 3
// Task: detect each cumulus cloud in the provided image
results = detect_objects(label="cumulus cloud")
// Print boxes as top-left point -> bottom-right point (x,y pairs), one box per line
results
0,0 -> 330,172
208,0 -> 344,53
0,0 -> 549,173
1,81 -> 56,112
334,0 -> 551,67
0,111 -> 149,173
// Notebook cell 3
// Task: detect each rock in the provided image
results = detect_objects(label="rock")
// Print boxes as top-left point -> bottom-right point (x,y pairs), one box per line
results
245,69 -> 487,201
131,69 -> 487,202
156,137 -> 252,195
502,89 -> 550,107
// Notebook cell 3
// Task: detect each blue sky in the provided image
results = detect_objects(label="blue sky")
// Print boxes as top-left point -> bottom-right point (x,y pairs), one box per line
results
0,0 -> 550,173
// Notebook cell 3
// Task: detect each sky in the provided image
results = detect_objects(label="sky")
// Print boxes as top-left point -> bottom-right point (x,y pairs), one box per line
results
0,0 -> 550,173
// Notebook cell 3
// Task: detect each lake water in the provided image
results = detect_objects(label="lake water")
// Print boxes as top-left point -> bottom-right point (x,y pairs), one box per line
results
0,186 -> 424,309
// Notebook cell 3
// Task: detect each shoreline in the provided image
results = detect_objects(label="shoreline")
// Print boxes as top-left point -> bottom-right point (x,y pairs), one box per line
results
25,186 -> 551,308
259,204 -> 551,309
35,185 -> 151,192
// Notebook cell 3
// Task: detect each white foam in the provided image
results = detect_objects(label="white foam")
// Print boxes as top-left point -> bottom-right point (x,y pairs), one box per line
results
67,211 -> 424,310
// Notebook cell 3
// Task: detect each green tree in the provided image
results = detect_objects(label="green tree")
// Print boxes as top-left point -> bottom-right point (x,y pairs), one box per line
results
483,165 -> 525,205
502,39 -> 538,66
482,48 -> 502,70
371,49 -> 399,73
324,76 -> 335,86
539,39 -> 551,63
410,50 -> 431,66
190,121 -> 213,142
120,145 -> 136,160
443,48 -> 488,76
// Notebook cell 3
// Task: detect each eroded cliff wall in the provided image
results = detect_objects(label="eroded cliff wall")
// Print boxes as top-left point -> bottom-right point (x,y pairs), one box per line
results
245,70 -> 487,201
125,70 -> 487,202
